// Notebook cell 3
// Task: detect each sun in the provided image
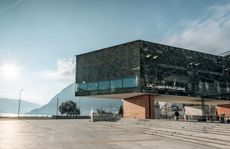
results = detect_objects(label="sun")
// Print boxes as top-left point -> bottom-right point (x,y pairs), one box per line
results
0,63 -> 20,80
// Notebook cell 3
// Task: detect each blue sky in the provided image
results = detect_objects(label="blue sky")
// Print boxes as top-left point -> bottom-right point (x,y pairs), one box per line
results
0,0 -> 230,104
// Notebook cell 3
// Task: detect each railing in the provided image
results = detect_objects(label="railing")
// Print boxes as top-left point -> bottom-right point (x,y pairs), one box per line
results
159,113 -> 230,124
184,115 -> 230,123
92,113 -> 120,122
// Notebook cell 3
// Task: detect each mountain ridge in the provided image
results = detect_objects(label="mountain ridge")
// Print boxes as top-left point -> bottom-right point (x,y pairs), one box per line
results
0,98 -> 40,114
28,83 -> 122,115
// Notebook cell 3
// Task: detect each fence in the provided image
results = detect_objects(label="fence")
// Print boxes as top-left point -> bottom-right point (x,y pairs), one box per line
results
91,113 -> 119,122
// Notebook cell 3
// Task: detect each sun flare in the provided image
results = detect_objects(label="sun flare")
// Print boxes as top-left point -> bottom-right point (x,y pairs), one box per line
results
0,63 -> 19,80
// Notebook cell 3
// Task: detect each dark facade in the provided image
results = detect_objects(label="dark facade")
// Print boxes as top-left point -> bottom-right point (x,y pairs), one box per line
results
75,41 -> 141,96
75,40 -> 230,100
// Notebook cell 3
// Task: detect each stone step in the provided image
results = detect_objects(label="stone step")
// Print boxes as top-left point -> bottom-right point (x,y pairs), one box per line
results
137,122 -> 230,129
113,123 -> 230,149
132,120 -> 230,128
111,119 -> 230,148
127,121 -> 230,135
125,123 -> 230,135
145,124 -> 230,136
143,128 -> 230,146
150,131 -> 229,149
114,123 -> 230,142
148,124 -> 230,130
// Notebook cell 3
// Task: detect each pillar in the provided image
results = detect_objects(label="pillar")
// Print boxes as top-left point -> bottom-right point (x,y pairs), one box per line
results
123,94 -> 155,119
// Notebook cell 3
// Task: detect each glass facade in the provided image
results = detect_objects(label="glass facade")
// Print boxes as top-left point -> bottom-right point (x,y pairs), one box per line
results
140,41 -> 230,99
88,82 -> 98,90
123,76 -> 138,88
77,75 -> 138,92
110,79 -> 122,89
79,83 -> 87,90
98,80 -> 110,90
75,40 -> 230,100
75,41 -> 140,96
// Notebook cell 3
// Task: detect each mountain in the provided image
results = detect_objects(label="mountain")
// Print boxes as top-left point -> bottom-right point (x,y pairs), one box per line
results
28,83 -> 122,116
219,50 -> 230,57
0,98 -> 40,114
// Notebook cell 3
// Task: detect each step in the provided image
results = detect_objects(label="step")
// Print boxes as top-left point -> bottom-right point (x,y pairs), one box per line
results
132,124 -> 230,142
114,124 -> 230,149
113,122 -> 230,142
105,123 -> 229,149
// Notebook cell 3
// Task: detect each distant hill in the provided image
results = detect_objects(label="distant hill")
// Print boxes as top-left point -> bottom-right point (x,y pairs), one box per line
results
0,98 -> 40,114
28,83 -> 122,116
219,50 -> 230,57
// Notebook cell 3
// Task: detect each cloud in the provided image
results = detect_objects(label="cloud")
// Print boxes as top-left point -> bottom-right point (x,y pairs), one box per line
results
42,58 -> 75,81
163,3 -> 230,55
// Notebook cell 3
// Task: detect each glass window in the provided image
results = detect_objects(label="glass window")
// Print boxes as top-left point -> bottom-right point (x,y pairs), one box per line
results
79,83 -> 87,90
88,82 -> 98,90
110,79 -> 122,89
75,83 -> 79,92
123,76 -> 138,88
98,80 -> 110,90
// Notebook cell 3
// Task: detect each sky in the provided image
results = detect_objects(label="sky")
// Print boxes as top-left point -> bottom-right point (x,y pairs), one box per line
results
0,0 -> 230,105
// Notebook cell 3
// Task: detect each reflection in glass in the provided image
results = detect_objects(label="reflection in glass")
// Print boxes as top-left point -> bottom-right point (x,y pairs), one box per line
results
98,80 -> 110,90
88,82 -> 98,90
123,76 -> 138,88
79,83 -> 87,90
110,79 -> 122,89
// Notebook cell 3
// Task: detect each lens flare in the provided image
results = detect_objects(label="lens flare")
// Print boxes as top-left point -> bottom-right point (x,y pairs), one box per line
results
0,63 -> 19,80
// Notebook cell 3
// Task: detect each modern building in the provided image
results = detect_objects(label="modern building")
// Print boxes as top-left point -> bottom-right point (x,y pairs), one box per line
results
75,40 -> 230,119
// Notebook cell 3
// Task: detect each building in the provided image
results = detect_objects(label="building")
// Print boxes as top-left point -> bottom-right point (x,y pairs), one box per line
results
75,40 -> 230,119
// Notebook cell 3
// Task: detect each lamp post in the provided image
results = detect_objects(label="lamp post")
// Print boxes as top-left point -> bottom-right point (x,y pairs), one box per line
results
224,68 -> 230,98
153,55 -> 158,82
18,89 -> 24,118
78,98 -> 81,111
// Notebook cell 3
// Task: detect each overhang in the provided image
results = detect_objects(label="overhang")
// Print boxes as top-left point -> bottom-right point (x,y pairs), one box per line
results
80,93 -> 148,99
79,93 -> 230,105
155,94 -> 230,105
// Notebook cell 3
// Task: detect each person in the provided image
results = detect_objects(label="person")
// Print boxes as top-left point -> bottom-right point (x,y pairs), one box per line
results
175,111 -> 179,120
216,109 -> 219,121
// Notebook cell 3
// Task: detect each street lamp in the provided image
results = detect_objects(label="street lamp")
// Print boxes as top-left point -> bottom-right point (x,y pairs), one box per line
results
224,67 -> 230,98
18,89 -> 24,118
78,98 -> 81,111
152,55 -> 159,82
225,68 -> 230,72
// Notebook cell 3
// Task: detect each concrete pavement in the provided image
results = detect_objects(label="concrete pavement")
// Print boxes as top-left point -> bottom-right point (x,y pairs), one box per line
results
0,119 -> 216,149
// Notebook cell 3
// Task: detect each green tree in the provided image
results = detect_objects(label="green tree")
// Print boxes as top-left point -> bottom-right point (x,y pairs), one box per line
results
59,100 -> 80,117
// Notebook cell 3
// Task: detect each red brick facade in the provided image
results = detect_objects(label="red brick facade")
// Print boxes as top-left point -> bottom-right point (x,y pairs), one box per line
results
123,95 -> 155,119
217,104 -> 230,117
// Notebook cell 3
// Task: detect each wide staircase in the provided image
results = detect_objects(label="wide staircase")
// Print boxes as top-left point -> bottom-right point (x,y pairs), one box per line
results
98,119 -> 230,149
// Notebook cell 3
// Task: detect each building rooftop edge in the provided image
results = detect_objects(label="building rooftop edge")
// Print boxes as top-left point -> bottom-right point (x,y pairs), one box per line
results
75,39 -> 226,58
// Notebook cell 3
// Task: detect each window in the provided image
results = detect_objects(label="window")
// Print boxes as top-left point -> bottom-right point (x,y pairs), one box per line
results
98,80 -> 110,90
79,83 -> 87,90
88,82 -> 98,90
110,79 -> 122,89
75,83 -> 79,91
123,76 -> 138,88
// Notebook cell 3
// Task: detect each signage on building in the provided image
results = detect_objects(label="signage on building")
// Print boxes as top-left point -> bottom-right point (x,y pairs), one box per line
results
147,83 -> 186,91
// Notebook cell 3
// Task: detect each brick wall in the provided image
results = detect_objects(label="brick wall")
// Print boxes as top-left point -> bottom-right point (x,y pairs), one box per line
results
217,104 -> 230,117
123,95 -> 155,119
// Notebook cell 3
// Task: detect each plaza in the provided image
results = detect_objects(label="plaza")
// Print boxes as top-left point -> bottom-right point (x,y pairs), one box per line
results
0,119 -> 221,149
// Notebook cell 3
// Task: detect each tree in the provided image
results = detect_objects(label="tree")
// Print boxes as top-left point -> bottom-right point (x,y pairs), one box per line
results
96,108 -> 105,114
59,100 -> 80,117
